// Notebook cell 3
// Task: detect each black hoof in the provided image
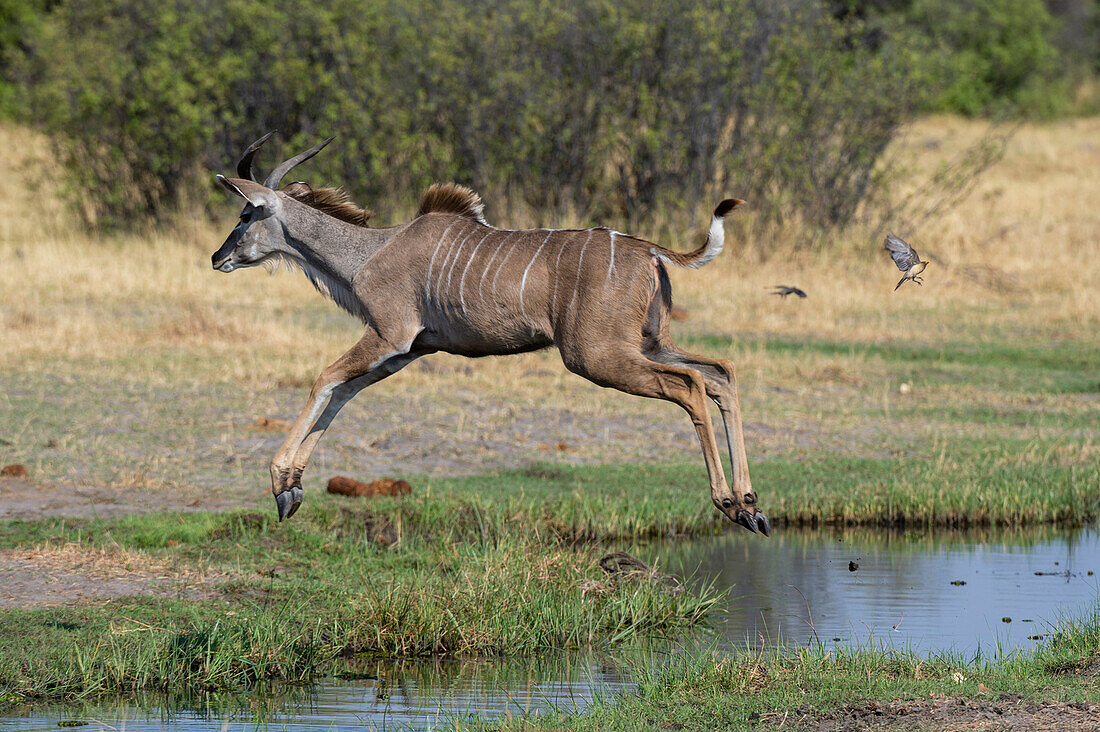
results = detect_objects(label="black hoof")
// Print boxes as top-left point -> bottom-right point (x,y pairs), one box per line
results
275,486 -> 303,522
735,510 -> 759,534
755,511 -> 771,537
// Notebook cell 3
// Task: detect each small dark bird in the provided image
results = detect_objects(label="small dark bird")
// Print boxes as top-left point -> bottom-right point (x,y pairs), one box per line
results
884,234 -> 930,291
848,561 -> 859,572
770,285 -> 807,298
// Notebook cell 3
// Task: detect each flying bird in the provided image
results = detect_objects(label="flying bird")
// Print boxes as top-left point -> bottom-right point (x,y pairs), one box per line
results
884,234 -> 929,291
770,285 -> 807,299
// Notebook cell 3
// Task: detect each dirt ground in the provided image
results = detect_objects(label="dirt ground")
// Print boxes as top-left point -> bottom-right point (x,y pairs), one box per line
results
797,695 -> 1099,731
0,356 -> 868,610
0,475 -> 246,521
0,362 -> 847,524
0,538 -> 222,608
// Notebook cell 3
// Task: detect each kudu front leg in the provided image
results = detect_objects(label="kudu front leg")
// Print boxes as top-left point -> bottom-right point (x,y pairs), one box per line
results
269,378 -> 339,521
269,336 -> 418,521
288,348 -> 429,482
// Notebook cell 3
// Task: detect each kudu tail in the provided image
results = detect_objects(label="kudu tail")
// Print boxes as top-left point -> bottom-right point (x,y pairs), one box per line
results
656,199 -> 745,269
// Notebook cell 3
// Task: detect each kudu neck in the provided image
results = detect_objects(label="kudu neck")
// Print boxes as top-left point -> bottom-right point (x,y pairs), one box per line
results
278,198 -> 397,320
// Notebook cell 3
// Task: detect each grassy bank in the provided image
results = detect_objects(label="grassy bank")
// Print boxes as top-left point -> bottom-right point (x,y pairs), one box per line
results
467,609 -> 1100,730
0,502 -> 721,703
0,114 -> 1097,719
0,430 -> 1096,707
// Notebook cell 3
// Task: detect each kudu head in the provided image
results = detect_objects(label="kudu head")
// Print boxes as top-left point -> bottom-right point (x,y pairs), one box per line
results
211,132 -> 334,273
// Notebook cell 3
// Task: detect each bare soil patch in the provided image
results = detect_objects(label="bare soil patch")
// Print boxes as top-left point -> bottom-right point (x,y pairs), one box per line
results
0,542 -> 224,608
801,695 -> 1099,731
0,476 -> 247,522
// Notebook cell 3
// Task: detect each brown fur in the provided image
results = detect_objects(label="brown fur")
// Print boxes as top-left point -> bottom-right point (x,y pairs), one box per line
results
417,182 -> 487,224
217,145 -> 763,533
281,182 -> 372,227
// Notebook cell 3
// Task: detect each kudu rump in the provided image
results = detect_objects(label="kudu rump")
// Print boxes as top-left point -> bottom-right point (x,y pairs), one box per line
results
212,134 -> 769,535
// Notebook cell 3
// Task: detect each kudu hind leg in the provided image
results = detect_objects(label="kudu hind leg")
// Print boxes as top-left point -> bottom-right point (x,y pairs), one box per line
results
568,350 -> 762,533
646,344 -> 768,535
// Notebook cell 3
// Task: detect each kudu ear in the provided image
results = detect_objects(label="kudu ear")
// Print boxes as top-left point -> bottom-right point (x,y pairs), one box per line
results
217,174 -> 278,209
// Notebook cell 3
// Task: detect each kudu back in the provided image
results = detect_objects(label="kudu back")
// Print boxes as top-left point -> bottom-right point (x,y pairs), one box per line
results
212,134 -> 769,535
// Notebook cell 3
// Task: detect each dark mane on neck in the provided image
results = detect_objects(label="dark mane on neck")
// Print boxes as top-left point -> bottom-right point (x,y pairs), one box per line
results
281,182 -> 372,227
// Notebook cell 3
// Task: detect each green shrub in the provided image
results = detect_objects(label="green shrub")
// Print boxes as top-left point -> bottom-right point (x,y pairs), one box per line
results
0,0 -> 962,230
907,0 -> 1063,116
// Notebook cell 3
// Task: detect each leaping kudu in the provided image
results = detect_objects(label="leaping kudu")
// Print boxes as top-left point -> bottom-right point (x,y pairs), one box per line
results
211,134 -> 769,535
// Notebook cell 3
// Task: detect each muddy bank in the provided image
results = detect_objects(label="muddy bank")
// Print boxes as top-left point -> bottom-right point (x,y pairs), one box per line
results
800,695 -> 1099,731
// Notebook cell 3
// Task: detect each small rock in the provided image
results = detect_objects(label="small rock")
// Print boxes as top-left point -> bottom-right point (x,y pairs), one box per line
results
899,382 -> 912,394
0,464 -> 28,478
326,476 -> 412,498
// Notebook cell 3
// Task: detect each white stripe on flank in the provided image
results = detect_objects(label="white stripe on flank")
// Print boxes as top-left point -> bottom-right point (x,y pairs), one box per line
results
436,225 -> 476,304
443,225 -> 476,301
479,230 -> 515,300
519,231 -> 554,321
458,230 -> 493,313
567,230 -> 593,313
425,222 -> 459,304
607,231 -> 618,281
492,230 -> 545,299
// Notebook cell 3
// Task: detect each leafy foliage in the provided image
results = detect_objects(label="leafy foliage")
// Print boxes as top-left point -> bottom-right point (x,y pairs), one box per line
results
907,0 -> 1062,116
2,0 -> 1072,228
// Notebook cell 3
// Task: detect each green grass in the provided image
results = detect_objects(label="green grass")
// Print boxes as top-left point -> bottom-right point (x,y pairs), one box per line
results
685,332 -> 1100,394
1,329 -> 1096,713
465,608 -> 1100,730
0,501 -> 723,705
0,432 -> 1095,707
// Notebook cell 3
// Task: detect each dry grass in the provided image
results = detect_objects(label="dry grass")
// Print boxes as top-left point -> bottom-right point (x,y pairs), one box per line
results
2,118 -> 1095,378
4,541 -> 177,579
673,116 -> 1100,346
0,118 -> 1095,438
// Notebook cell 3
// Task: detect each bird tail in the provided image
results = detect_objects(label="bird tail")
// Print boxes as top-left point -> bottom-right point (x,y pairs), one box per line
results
894,275 -> 906,292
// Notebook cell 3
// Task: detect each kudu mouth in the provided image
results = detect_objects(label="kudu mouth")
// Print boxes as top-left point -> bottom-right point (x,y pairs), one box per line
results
211,253 -> 235,272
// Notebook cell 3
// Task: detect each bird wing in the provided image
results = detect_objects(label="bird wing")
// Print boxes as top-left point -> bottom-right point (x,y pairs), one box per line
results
884,234 -> 920,272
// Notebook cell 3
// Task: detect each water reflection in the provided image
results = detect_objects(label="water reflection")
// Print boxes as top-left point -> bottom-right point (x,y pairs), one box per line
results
0,650 -> 639,731
648,525 -> 1100,655
3,527 -> 1097,729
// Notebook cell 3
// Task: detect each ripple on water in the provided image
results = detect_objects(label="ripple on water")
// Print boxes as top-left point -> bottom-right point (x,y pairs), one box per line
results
2,527 -> 1097,730
650,525 -> 1100,655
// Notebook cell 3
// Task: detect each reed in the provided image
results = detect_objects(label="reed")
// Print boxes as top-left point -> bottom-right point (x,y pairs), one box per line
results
468,607 -> 1100,730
